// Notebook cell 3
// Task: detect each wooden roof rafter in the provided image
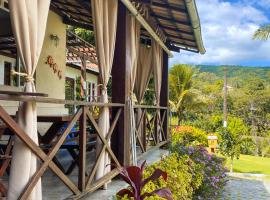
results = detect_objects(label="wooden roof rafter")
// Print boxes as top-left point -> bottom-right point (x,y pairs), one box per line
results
133,0 -> 205,54
50,0 -> 204,54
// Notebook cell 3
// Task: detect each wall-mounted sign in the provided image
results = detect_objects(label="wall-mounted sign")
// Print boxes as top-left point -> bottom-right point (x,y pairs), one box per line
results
46,56 -> 63,80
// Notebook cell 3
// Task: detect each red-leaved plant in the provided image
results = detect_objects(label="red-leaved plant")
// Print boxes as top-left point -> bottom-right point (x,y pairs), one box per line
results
117,161 -> 173,200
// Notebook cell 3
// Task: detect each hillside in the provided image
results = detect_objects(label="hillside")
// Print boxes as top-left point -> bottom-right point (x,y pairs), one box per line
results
195,65 -> 270,80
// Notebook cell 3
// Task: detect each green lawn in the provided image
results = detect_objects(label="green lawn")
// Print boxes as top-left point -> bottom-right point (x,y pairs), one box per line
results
226,154 -> 270,175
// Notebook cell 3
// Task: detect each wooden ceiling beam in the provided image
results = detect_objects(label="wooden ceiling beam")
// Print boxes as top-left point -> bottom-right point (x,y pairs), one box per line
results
173,41 -> 198,50
159,24 -> 193,36
63,16 -> 93,30
151,13 -> 191,26
166,33 -> 196,43
132,0 -> 187,13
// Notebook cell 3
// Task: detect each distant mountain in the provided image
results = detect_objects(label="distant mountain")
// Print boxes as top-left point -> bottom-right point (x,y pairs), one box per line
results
195,65 -> 270,80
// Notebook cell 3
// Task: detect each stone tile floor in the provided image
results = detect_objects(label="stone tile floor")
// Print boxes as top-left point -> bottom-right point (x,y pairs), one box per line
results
219,174 -> 270,200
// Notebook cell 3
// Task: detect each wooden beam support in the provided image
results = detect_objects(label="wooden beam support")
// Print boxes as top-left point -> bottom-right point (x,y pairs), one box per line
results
159,24 -> 194,36
111,2 -> 131,166
78,106 -> 87,191
160,50 -> 169,140
63,16 -> 93,30
151,13 -> 191,26
132,0 -> 187,13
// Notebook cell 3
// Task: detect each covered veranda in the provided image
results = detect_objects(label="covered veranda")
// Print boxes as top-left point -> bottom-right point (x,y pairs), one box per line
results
0,0 -> 204,199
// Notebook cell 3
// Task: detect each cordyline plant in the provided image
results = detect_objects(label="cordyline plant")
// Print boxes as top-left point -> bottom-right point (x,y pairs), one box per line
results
117,161 -> 173,200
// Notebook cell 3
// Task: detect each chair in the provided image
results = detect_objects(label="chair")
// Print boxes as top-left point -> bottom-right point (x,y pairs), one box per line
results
0,124 -> 13,198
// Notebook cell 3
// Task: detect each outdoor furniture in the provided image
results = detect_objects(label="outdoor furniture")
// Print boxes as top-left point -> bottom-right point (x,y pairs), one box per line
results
0,123 -> 13,198
38,115 -> 97,175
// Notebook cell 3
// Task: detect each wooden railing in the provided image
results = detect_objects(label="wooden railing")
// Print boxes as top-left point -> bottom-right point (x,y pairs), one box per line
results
134,105 -> 169,154
0,94 -> 124,199
0,94 -> 169,199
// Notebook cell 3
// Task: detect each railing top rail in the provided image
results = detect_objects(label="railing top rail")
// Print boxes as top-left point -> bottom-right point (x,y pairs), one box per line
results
0,94 -> 124,107
133,105 -> 168,110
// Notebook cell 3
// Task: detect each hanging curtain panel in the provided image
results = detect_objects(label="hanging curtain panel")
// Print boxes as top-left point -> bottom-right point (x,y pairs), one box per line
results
152,41 -> 163,106
152,41 -> 163,143
126,13 -> 141,165
134,44 -> 153,104
134,44 -> 152,152
8,0 -> 51,199
128,14 -> 141,93
91,0 -> 118,180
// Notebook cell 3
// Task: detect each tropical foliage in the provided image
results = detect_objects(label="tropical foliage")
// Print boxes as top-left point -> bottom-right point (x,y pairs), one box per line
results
175,65 -> 270,159
171,125 -> 208,146
116,161 -> 173,200
253,24 -> 270,41
169,64 -> 208,125
170,144 -> 227,199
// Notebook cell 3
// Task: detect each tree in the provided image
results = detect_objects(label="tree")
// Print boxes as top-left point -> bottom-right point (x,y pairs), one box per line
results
169,64 -> 195,125
253,24 -> 270,41
68,26 -> 95,45
219,117 -> 247,173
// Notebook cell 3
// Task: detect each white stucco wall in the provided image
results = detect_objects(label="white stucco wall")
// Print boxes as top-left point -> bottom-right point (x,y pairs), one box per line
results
65,66 -> 98,85
35,11 -> 67,115
0,11 -> 99,117
0,11 -> 67,115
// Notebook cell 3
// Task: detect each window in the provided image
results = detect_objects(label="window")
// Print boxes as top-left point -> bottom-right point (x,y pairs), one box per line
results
92,83 -> 96,100
87,82 -> 96,102
65,77 -> 75,114
4,62 -> 11,86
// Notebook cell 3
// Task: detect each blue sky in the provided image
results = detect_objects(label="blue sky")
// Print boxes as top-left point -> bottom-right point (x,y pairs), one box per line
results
170,0 -> 270,67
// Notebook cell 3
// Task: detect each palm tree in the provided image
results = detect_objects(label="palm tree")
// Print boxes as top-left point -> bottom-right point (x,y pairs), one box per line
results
253,24 -> 270,41
169,64 -> 194,125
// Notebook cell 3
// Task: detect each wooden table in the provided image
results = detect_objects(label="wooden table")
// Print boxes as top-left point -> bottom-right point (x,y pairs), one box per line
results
38,115 -> 74,145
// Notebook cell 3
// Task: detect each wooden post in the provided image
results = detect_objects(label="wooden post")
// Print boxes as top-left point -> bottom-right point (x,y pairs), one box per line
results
160,51 -> 169,140
80,56 -> 87,100
79,106 -> 87,191
111,2 -> 131,166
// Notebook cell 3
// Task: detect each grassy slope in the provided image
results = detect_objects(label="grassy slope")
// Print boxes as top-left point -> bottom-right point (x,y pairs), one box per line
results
226,154 -> 270,175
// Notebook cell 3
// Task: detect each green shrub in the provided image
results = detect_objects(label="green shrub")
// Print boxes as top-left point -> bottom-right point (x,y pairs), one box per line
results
172,126 -> 208,146
240,137 -> 256,155
143,154 -> 203,200
170,144 -> 227,199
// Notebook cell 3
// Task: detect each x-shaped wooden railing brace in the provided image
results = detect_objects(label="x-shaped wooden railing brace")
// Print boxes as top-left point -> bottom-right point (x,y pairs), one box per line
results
135,109 -> 146,153
85,108 -> 122,188
156,110 -> 167,143
0,106 -> 81,200
146,112 -> 157,145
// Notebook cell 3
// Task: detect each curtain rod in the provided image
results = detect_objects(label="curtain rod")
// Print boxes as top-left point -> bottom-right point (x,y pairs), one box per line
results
120,0 -> 174,58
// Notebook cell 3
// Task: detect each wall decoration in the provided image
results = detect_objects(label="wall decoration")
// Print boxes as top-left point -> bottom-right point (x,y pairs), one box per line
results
49,34 -> 60,47
46,56 -> 63,80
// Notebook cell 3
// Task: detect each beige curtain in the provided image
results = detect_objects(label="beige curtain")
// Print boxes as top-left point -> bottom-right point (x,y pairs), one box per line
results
126,13 -> 141,165
152,41 -> 163,143
152,41 -> 163,106
8,0 -> 51,199
134,44 -> 153,104
134,44 -> 152,152
91,0 -> 118,180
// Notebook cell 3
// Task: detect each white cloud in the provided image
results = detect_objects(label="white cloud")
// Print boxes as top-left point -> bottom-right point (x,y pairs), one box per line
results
170,0 -> 270,66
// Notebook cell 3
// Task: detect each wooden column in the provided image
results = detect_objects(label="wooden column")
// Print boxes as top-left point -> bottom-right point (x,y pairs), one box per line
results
80,56 -> 87,100
111,2 -> 131,166
78,106 -> 87,191
160,51 -> 169,140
